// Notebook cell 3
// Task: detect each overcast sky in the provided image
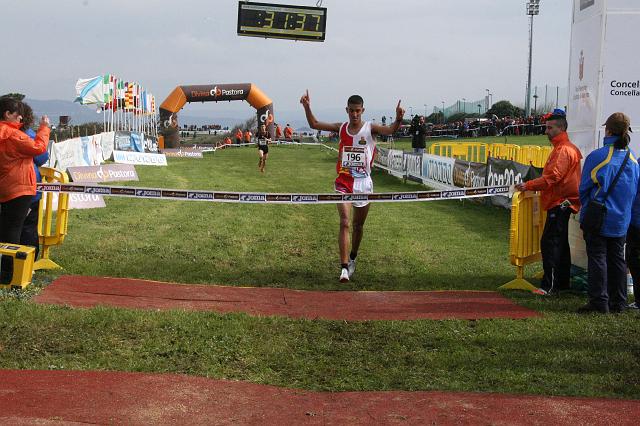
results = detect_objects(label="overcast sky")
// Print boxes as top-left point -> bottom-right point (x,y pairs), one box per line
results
1,0 -> 572,119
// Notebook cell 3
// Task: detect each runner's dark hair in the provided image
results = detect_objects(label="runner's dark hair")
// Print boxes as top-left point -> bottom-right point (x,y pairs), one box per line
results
347,95 -> 364,106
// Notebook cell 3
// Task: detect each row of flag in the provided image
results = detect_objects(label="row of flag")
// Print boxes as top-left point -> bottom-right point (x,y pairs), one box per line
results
75,74 -> 156,116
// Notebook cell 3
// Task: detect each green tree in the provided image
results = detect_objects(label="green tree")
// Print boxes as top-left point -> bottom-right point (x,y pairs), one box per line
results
0,93 -> 26,100
487,100 -> 524,118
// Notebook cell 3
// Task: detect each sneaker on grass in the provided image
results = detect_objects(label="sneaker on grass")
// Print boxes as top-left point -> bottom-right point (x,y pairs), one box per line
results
339,268 -> 350,283
532,288 -> 549,296
347,259 -> 356,278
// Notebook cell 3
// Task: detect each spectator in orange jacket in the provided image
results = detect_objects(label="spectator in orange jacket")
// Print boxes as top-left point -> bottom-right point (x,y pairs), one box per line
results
515,110 -> 582,296
284,124 -> 293,141
224,136 -> 232,146
275,123 -> 282,140
0,97 -> 50,283
244,130 -> 252,143
235,129 -> 243,144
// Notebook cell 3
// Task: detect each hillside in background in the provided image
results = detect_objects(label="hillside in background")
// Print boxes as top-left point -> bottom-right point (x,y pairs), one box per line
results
24,98 -> 399,131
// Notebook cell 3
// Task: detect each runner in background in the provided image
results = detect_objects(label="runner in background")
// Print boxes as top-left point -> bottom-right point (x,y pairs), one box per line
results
300,90 -> 404,283
284,124 -> 293,141
256,124 -> 270,173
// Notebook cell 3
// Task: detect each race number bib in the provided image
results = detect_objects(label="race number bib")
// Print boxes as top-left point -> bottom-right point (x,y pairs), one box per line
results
341,146 -> 366,168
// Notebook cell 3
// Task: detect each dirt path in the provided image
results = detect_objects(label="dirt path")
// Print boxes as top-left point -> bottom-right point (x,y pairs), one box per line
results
32,275 -> 541,320
1,370 -> 637,425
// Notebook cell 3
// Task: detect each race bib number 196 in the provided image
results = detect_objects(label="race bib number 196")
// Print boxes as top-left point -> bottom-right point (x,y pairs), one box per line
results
341,146 -> 366,168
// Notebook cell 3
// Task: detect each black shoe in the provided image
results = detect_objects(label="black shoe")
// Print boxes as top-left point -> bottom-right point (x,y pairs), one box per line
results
610,305 -> 626,314
576,303 -> 608,314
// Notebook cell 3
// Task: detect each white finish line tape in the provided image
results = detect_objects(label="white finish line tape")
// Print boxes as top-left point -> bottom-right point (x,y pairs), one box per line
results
37,183 -> 511,204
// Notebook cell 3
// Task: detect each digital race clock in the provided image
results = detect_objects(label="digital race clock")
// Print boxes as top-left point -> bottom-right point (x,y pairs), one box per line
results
237,1 -> 327,42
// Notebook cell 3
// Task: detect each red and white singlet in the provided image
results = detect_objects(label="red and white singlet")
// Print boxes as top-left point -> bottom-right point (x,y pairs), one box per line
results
335,121 -> 376,203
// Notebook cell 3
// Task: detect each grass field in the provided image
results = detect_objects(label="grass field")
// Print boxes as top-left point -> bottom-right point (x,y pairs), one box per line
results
1,140 -> 639,399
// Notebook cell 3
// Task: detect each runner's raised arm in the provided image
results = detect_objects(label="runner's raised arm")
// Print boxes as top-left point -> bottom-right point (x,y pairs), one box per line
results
372,100 -> 405,136
300,90 -> 341,133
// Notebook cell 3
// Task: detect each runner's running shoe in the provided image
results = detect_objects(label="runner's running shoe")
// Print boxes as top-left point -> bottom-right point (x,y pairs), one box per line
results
347,259 -> 356,278
339,268 -> 350,283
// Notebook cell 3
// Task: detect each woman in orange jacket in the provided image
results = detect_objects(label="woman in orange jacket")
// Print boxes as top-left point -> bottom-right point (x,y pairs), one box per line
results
0,97 -> 50,283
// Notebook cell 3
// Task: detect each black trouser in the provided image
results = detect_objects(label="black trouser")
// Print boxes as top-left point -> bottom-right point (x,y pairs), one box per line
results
540,206 -> 572,292
625,225 -> 640,301
584,231 -> 627,312
0,195 -> 33,283
20,199 -> 40,259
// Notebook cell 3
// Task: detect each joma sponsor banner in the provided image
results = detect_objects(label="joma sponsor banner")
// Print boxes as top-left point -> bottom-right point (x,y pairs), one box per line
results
421,154 -> 456,189
67,164 -> 138,183
38,183 -> 512,205
453,159 -> 487,188
113,151 -> 167,166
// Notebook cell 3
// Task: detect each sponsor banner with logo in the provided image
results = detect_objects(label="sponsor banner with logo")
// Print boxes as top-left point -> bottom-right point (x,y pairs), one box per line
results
486,157 -> 541,208
38,183 -> 512,205
421,154 -> 456,189
375,147 -> 390,168
50,137 -> 101,171
113,150 -> 167,166
100,132 -> 115,161
403,153 -> 422,182
387,149 -> 405,176
601,11 -> 640,154
161,149 -> 205,158
67,164 -> 138,183
453,160 -> 487,188
115,131 -> 145,152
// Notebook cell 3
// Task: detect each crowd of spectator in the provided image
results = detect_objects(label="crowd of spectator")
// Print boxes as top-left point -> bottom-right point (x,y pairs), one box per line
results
397,114 -> 549,139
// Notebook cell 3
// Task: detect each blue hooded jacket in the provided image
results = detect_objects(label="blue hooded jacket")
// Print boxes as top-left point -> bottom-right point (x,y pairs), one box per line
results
25,128 -> 50,203
579,136 -> 640,237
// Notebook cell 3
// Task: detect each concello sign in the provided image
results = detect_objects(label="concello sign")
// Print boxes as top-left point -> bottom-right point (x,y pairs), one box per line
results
158,83 -> 274,148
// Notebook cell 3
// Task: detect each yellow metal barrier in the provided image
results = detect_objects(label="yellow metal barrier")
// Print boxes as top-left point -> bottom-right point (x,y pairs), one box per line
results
488,143 -> 520,162
0,243 -> 35,290
500,191 -> 546,291
429,142 -> 551,168
429,143 -> 488,163
35,167 -> 70,270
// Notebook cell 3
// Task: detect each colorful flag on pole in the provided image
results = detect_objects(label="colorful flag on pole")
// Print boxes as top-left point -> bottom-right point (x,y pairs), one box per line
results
75,76 -> 105,105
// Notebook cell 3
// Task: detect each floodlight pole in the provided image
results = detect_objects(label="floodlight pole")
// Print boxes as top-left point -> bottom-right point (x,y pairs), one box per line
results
525,1 -> 540,117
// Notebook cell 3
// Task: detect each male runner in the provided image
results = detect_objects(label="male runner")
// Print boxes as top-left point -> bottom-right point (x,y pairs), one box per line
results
300,90 -> 404,282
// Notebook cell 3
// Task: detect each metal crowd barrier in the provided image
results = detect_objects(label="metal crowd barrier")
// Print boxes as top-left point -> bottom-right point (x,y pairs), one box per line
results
35,167 -> 70,270
428,143 -> 488,163
499,191 -> 546,291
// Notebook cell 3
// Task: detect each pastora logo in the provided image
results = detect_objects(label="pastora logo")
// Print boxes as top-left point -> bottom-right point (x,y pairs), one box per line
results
209,86 -> 244,97
579,50 -> 584,81
260,109 -> 274,125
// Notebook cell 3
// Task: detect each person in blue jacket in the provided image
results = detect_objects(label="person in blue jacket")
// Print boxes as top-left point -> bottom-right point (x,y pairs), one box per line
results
579,112 -> 639,313
19,103 -> 49,259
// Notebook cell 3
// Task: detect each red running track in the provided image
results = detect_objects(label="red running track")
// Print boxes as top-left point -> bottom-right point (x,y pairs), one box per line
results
32,275 -> 541,320
1,370 -> 638,425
